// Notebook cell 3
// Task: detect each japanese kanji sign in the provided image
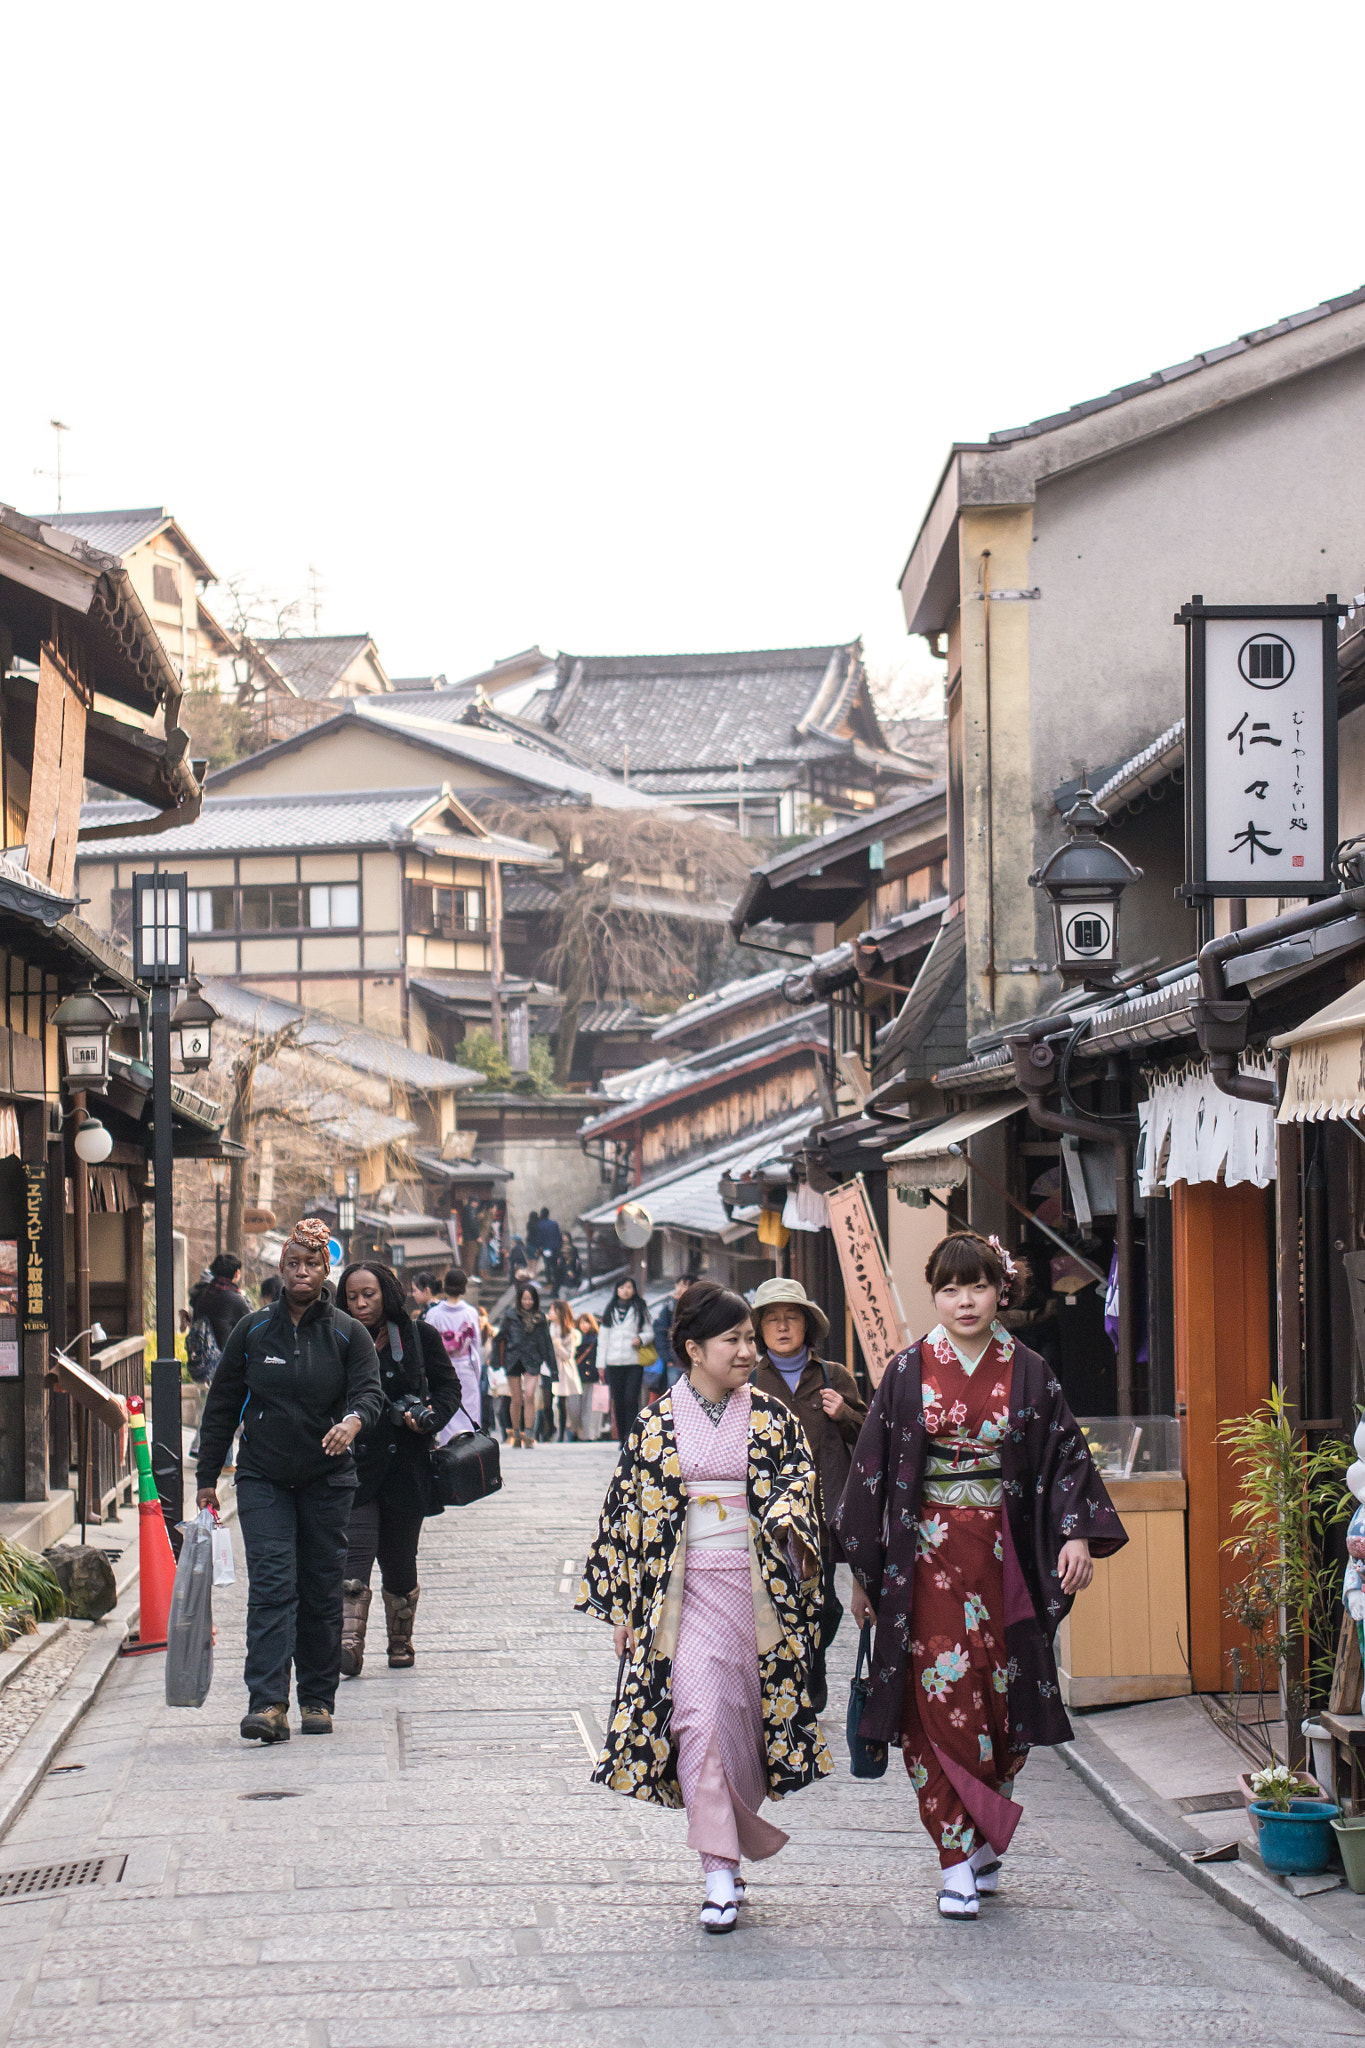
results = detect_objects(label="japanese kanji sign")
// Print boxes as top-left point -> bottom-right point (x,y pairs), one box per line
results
824,1175 -> 907,1387
1180,598 -> 1341,899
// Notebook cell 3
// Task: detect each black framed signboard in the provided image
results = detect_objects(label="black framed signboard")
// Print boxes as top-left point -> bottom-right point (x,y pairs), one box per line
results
1178,596 -> 1344,899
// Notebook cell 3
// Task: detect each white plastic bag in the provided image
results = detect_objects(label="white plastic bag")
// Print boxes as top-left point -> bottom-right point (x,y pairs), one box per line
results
165,1510 -> 215,1709
210,1521 -> 235,1586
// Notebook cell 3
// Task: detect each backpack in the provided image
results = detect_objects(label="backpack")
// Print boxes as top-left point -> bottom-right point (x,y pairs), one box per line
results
185,1317 -> 221,1385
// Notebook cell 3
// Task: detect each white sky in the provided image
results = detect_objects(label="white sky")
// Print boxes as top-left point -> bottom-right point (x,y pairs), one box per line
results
2,3 -> 1360,704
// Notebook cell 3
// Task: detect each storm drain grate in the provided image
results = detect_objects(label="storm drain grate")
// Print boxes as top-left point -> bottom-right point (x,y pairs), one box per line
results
0,1855 -> 126,1900
1176,1790 -> 1245,1814
240,1791 -> 303,1802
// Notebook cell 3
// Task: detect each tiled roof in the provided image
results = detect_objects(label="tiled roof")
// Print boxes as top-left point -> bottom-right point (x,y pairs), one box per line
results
576,999 -> 654,1035
650,966 -> 790,1043
628,764 -> 807,797
873,913 -> 966,1083
580,1106 -> 823,1234
40,508 -> 216,582
579,1013 -> 826,1138
986,284 -> 1365,447
529,644 -> 876,774
360,687 -> 477,724
346,705 -> 657,809
76,788 -> 475,858
258,635 -> 380,699
204,977 -> 481,1091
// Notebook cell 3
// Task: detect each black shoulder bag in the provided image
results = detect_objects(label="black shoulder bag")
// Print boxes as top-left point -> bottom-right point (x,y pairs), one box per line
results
429,1381 -> 503,1507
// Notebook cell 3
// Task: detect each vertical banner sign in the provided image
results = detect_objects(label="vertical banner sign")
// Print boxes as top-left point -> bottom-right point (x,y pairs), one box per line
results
21,1164 -> 48,1336
1180,597 -> 1342,899
825,1175 -> 907,1387
507,996 -> 530,1074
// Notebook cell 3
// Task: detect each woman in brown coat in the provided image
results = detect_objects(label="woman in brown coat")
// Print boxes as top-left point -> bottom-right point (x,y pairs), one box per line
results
749,1277 -> 865,1711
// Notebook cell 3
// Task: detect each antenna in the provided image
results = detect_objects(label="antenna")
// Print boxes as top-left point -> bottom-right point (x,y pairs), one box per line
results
33,419 -> 74,511
307,564 -> 325,633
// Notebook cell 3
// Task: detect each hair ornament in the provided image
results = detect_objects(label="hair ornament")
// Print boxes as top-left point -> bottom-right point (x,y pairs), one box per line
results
987,1233 -> 1017,1305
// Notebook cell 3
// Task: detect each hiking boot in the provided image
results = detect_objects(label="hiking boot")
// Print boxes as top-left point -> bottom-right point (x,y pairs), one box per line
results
340,1580 -> 372,1679
299,1703 -> 333,1735
382,1586 -> 420,1668
240,1703 -> 290,1744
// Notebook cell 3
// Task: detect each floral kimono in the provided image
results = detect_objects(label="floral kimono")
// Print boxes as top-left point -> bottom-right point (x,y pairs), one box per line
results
577,1386 -> 832,1822
833,1325 -> 1125,1868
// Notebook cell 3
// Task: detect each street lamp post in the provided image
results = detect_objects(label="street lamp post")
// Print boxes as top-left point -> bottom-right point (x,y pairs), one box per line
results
132,871 -> 189,1540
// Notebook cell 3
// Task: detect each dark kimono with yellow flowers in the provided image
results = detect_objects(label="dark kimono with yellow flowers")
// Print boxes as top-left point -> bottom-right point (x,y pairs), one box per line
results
576,1389 -> 833,1808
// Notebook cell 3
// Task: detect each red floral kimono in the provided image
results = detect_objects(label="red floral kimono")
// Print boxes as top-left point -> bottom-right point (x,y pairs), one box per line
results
833,1323 -> 1126,1874
902,1323 -> 1025,1867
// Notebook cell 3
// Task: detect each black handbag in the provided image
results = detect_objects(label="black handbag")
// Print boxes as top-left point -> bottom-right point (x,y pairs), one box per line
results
846,1622 -> 888,1779
430,1401 -> 503,1507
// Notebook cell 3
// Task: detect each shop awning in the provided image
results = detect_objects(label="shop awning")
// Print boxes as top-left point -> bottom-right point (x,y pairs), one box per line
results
1272,982 -> 1365,1122
883,1093 -> 1025,1189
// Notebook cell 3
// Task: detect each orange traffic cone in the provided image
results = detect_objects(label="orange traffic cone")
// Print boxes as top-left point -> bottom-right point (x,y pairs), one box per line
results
124,1396 -> 176,1653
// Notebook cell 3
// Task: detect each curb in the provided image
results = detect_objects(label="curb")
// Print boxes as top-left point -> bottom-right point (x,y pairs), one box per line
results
0,1609 -> 132,1845
1060,1723 -> 1365,2014
0,1472 -> 239,1848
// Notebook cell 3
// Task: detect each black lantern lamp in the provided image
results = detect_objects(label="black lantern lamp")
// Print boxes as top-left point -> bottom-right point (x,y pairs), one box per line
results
1029,777 -> 1143,987
170,972 -> 218,1073
336,1169 -> 358,1237
132,871 -> 188,985
51,987 -> 117,1087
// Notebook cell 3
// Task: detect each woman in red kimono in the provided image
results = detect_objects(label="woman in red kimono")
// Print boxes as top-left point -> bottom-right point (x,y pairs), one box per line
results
834,1230 -> 1125,1921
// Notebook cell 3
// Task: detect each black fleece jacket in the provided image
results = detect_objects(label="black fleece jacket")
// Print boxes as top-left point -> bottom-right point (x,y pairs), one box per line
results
196,1292 -> 384,1490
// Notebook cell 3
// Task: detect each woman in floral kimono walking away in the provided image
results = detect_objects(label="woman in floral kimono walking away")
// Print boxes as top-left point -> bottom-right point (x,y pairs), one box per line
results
577,1281 -> 831,1933
834,1230 -> 1126,1922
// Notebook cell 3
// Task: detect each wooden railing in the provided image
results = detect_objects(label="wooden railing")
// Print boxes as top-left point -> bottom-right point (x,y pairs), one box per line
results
82,1336 -> 144,1524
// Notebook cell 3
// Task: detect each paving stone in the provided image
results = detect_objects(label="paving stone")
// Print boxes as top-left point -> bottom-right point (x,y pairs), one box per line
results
0,1445 -> 1355,2047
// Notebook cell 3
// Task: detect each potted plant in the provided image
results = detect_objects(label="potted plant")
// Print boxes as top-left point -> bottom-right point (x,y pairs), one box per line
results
1220,1388 -> 1351,1863
1248,1762 -> 1340,1874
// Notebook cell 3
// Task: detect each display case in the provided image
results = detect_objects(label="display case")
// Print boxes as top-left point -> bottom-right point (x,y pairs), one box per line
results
1056,1413 -> 1190,1710
1077,1414 -> 1182,1480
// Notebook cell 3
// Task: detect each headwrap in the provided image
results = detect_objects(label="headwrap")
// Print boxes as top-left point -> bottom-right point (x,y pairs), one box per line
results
286,1217 -> 332,1257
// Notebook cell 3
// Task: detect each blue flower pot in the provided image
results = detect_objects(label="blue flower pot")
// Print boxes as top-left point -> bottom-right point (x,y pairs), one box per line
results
1250,1799 -> 1341,1874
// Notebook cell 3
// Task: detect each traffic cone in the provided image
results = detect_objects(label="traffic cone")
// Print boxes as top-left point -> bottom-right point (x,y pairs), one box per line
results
124,1396 -> 176,1653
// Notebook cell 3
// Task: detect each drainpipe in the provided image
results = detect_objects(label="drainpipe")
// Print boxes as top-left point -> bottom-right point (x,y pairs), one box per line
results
1006,1027 -> 1136,1417
1193,886 -> 1365,1104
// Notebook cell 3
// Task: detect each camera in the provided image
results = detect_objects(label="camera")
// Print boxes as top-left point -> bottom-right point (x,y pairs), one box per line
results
389,1391 -> 435,1434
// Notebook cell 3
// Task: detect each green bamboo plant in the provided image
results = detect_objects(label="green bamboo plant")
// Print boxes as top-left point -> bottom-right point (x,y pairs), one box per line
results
1220,1386 -> 1352,1747
0,1541 -> 66,1648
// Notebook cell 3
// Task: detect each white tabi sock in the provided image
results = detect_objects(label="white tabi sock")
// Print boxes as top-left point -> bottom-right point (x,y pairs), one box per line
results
970,1841 -> 1000,1892
704,1868 -> 737,1907
941,1858 -> 976,1899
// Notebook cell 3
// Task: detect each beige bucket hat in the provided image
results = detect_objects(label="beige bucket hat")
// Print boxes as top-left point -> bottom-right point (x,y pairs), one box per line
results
751,1276 -> 830,1348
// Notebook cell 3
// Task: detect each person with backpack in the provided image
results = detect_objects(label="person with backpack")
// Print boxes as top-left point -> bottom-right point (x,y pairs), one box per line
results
750,1277 -> 865,1714
422,1268 -> 482,1430
338,1262 -> 462,1675
195,1216 -> 384,1745
186,1253 -> 252,1452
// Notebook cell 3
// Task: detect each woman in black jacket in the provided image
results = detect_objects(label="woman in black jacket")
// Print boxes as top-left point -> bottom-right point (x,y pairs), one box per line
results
497,1283 -> 556,1449
339,1262 -> 463,1675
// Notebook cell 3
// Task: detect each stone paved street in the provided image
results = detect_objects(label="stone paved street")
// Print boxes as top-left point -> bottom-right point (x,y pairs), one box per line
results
0,1446 -> 1358,2046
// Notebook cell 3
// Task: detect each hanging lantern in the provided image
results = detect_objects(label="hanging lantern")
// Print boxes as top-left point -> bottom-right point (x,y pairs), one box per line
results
1029,778 -> 1143,985
170,972 -> 219,1073
51,987 -> 117,1088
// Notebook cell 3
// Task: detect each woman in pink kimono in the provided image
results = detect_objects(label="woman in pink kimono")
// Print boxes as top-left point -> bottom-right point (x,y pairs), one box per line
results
578,1282 -> 830,1932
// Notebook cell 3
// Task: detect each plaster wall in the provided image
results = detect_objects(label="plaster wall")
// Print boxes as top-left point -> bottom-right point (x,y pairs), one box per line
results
1026,349 -> 1365,939
473,1133 -> 604,1229
218,726 -> 504,795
